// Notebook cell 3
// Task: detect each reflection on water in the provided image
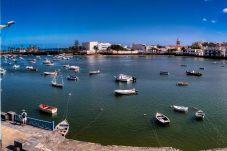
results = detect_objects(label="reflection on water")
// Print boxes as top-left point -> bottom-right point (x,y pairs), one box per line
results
1,55 -> 227,150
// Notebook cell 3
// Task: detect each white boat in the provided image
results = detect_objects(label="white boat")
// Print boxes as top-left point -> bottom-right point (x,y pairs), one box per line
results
54,119 -> 69,137
26,66 -> 38,71
43,59 -> 51,64
115,74 -> 136,82
176,81 -> 189,86
156,112 -> 170,124
13,65 -> 20,69
114,88 -> 138,95
67,75 -> 78,81
0,67 -> 6,75
46,62 -> 54,66
51,75 -> 64,88
69,66 -> 80,71
43,71 -> 57,76
173,105 -> 188,112
63,64 -> 70,68
195,110 -> 205,120
89,70 -> 100,75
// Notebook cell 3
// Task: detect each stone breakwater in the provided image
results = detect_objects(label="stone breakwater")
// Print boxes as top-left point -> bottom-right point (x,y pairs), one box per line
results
2,121 -> 179,151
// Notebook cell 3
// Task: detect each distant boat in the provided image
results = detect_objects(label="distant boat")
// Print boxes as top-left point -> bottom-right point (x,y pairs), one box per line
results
89,70 -> 100,75
156,112 -> 170,125
186,70 -> 202,77
173,105 -> 188,113
54,119 -> 69,137
115,74 -> 136,82
46,62 -> 54,66
67,75 -> 78,81
195,110 -> 205,120
199,67 -> 205,70
13,65 -> 20,69
43,71 -> 57,76
26,66 -> 38,71
51,75 -> 64,88
43,59 -> 52,64
0,67 -> 6,75
69,65 -> 80,72
63,64 -> 70,68
160,71 -> 169,75
181,64 -> 187,67
39,104 -> 57,114
114,88 -> 138,95
176,81 -> 189,86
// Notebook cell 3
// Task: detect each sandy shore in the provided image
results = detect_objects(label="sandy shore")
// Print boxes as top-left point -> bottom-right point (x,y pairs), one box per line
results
1,121 -> 179,151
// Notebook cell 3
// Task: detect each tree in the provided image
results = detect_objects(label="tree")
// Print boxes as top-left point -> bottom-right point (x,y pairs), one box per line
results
108,44 -> 126,51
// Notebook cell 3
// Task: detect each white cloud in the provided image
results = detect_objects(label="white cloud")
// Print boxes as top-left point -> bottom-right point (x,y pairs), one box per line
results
202,18 -> 207,22
211,20 -> 216,23
223,8 -> 227,13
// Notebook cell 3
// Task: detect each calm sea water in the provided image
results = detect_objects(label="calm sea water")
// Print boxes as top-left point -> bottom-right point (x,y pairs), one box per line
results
1,55 -> 227,150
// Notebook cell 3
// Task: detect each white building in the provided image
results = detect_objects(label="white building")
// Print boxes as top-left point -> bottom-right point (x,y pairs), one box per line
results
82,41 -> 98,51
97,43 -> 111,51
183,48 -> 204,56
204,45 -> 226,57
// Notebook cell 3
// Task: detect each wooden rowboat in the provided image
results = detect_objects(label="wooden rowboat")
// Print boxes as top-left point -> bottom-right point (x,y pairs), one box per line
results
39,104 -> 57,114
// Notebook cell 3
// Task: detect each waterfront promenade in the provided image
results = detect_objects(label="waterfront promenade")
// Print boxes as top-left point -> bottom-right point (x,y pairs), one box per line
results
2,121 -> 179,151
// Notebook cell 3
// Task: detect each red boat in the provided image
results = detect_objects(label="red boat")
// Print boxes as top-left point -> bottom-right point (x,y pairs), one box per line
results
39,104 -> 57,114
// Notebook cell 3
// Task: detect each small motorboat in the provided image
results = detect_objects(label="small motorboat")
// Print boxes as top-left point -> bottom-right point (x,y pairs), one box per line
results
160,71 -> 169,75
114,88 -> 138,95
43,71 -> 57,76
46,62 -> 54,66
180,64 -> 187,67
115,74 -> 136,82
43,59 -> 51,64
55,119 -> 69,137
195,110 -> 205,120
173,105 -> 188,113
89,70 -> 100,75
69,66 -> 80,71
156,112 -> 170,125
67,75 -> 78,81
13,65 -> 20,69
176,81 -> 189,86
26,66 -> 38,71
63,64 -> 70,68
39,104 -> 57,114
186,71 -> 202,77
199,67 -> 205,70
0,67 -> 6,75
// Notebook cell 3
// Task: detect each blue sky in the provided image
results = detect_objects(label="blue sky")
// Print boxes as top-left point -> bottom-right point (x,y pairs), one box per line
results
1,0 -> 227,48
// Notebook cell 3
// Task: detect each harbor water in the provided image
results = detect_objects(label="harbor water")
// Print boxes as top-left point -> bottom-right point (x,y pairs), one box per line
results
1,55 -> 227,150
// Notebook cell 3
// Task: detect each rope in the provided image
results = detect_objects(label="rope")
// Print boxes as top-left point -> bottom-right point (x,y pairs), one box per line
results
62,93 -> 71,120
74,108 -> 103,137
143,114 -> 162,147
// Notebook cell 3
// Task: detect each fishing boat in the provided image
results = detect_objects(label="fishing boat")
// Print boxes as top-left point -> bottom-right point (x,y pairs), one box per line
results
160,71 -> 169,75
0,67 -> 6,75
89,70 -> 100,75
195,110 -> 205,120
67,75 -> 78,81
54,119 -> 69,137
39,104 -> 57,114
13,64 -> 20,69
173,105 -> 188,113
176,81 -> 189,86
51,75 -> 64,88
115,74 -> 136,82
156,112 -> 170,125
186,70 -> 202,77
114,88 -> 138,95
43,71 -> 57,76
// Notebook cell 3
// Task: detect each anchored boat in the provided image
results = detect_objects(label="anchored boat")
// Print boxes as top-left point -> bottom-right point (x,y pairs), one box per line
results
156,112 -> 170,125
114,88 -> 138,95
195,110 -> 205,120
55,119 -> 69,137
176,81 -> 189,86
173,105 -> 188,113
51,75 -> 64,88
186,70 -> 202,77
39,104 -> 57,114
89,70 -> 100,75
67,75 -> 78,81
115,74 -> 136,82
43,71 -> 57,76
160,71 -> 169,75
